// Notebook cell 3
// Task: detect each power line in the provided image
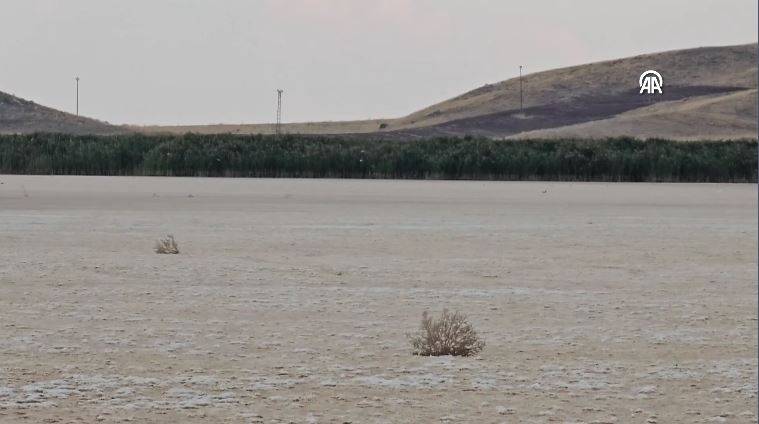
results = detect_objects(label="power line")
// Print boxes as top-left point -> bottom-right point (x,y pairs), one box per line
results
276,89 -> 283,137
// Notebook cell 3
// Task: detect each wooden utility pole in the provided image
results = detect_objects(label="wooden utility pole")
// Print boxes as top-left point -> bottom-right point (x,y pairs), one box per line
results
519,66 -> 523,113
75,76 -> 80,116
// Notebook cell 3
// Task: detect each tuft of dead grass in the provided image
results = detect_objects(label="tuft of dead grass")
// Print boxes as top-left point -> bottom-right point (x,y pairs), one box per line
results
155,234 -> 179,254
409,309 -> 485,357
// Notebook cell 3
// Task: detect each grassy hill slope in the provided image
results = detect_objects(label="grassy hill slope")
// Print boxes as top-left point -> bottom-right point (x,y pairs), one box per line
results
0,91 -> 125,135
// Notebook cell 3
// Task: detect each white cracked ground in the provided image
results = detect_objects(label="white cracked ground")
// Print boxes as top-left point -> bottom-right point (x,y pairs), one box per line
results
0,176 -> 756,423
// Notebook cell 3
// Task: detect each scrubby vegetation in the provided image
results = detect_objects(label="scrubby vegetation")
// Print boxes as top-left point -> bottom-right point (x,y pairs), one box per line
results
0,133 -> 755,182
155,235 -> 179,254
410,310 -> 485,357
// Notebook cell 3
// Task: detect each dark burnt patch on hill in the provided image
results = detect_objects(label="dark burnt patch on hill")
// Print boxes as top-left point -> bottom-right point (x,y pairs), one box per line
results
374,85 -> 750,139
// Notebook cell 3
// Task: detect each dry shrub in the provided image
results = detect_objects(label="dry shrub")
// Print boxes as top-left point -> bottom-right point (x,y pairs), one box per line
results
410,309 -> 485,357
155,234 -> 179,254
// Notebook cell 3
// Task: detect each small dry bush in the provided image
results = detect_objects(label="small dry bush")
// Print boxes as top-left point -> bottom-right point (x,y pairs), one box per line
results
409,309 -> 485,357
155,234 -> 179,254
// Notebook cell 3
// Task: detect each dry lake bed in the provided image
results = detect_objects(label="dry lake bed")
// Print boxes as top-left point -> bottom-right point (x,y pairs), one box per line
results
0,175 -> 756,423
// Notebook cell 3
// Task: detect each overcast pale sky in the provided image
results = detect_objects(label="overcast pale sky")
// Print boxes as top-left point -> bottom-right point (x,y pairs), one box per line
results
1,0 -> 756,125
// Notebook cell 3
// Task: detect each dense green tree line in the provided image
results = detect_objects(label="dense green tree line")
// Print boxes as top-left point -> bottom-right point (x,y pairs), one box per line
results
0,133 -> 755,182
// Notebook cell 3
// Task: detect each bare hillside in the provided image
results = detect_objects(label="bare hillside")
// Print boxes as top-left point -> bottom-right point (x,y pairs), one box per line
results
390,44 -> 757,132
3,43 -> 756,139
137,43 -> 756,140
0,91 -> 125,135
512,89 -> 758,140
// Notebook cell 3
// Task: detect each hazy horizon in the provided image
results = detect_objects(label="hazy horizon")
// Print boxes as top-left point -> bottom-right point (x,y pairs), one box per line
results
2,0 -> 757,126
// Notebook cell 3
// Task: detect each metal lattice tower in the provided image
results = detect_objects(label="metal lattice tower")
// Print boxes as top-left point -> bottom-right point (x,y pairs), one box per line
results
276,89 -> 283,137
